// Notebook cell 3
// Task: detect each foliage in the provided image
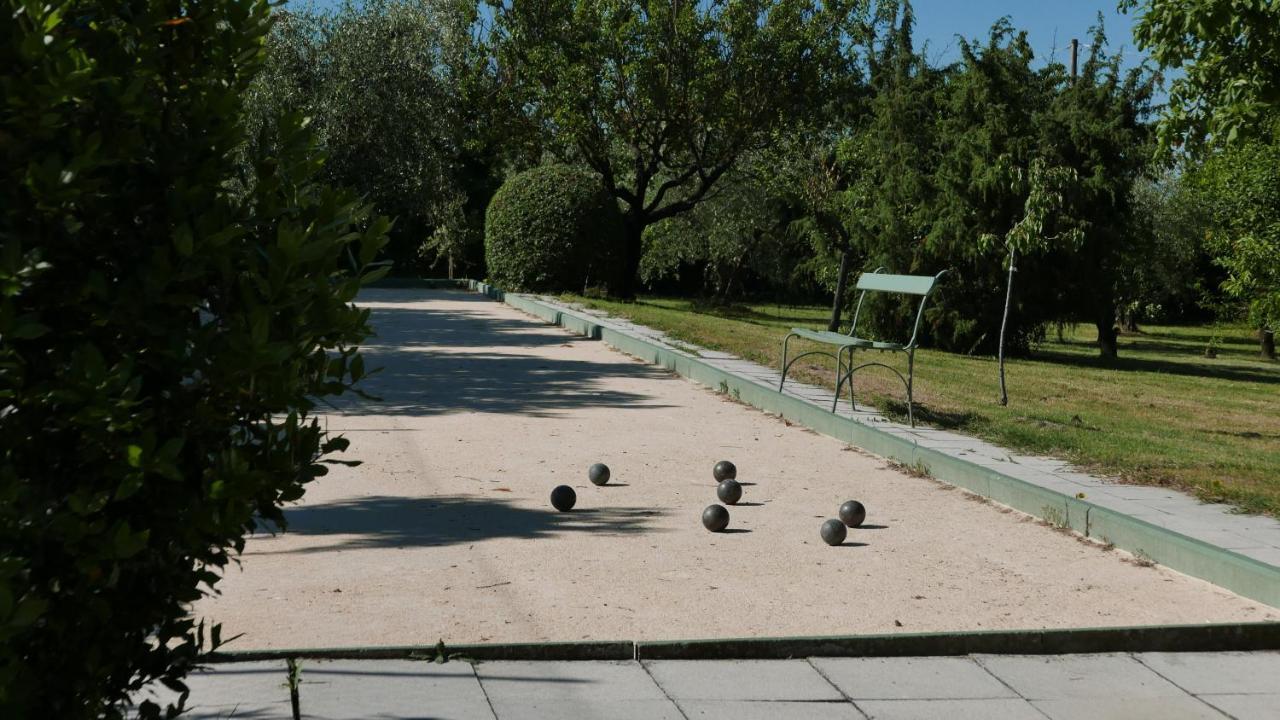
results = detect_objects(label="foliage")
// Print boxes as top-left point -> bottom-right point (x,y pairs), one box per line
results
247,0 -> 510,269
1123,0 -> 1280,152
487,0 -> 865,296
1,0 -> 388,716
484,164 -> 625,293
641,144 -> 809,301
1036,21 -> 1155,356
1186,133 -> 1280,356
978,159 -> 1082,405
1122,169 -> 1215,324
927,21 -> 1057,354
419,190 -> 482,279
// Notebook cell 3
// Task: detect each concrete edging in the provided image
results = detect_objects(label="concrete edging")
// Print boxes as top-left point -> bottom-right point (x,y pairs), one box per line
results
457,280 -> 1280,610
202,622 -> 1280,663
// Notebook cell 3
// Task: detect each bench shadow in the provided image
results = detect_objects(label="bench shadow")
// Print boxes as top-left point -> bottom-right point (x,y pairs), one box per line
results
249,495 -> 667,554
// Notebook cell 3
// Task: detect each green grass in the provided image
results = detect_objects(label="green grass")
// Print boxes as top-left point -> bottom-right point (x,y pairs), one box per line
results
565,295 -> 1280,517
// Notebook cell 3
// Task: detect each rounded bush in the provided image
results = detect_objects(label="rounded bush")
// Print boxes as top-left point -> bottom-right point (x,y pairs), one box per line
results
484,164 -> 624,292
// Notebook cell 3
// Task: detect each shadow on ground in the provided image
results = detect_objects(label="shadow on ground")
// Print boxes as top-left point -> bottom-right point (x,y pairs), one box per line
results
331,294 -> 675,417
1032,348 -> 1279,385
250,495 -> 667,554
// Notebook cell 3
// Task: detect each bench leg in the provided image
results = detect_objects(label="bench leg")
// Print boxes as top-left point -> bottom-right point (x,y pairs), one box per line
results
906,350 -> 915,428
778,333 -> 795,392
833,346 -> 857,413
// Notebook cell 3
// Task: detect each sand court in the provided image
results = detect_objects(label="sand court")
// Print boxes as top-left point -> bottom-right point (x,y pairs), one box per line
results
194,289 -> 1278,649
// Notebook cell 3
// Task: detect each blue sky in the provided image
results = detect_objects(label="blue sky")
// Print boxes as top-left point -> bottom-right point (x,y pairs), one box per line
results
909,1 -> 1144,69
288,1 -> 1148,69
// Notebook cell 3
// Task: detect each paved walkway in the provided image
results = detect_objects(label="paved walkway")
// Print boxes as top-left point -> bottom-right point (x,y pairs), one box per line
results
550,298 -> 1280,569
136,651 -> 1280,719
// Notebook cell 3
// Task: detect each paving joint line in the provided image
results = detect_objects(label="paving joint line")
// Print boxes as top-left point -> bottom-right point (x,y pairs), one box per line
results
1128,652 -> 1237,718
638,660 -> 691,720
470,663 -> 502,720
804,657 -> 870,719
967,655 -> 1054,719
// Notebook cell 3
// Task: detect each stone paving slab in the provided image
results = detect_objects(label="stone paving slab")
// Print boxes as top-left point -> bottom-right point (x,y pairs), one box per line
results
1135,651 -> 1280,694
130,660 -> 292,719
643,659 -> 845,701
475,660 -> 670,701
133,652 -> 1280,718
301,660 -> 494,720
549,298 -> 1280,568
475,660 -> 681,720
854,698 -> 1044,720
1029,696 -> 1228,720
1198,693 -> 1280,720
974,653 -> 1192,699
810,656 -> 1017,700
677,699 -> 866,719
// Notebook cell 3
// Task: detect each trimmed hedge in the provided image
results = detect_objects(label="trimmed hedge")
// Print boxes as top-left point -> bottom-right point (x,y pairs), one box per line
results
484,164 -> 624,293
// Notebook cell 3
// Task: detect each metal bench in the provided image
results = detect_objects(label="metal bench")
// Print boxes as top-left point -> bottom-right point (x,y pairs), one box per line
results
778,268 -> 947,427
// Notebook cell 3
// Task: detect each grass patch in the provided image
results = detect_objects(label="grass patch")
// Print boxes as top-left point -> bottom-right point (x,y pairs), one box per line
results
566,295 -> 1280,517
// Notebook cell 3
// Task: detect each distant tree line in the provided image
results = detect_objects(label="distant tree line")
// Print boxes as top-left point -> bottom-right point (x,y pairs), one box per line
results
244,0 -> 1277,358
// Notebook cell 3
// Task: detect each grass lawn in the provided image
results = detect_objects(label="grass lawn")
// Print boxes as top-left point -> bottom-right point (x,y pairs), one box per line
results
565,295 -> 1280,517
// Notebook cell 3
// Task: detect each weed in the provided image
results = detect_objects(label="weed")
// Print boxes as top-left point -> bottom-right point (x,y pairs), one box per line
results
285,658 -> 302,720
1041,505 -> 1069,531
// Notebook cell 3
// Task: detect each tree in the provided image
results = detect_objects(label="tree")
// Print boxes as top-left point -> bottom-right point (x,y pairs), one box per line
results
929,22 -> 1058,355
1126,0 -> 1280,357
979,160 -> 1081,405
488,0 -> 863,297
1036,21 -> 1155,358
1186,134 -> 1280,359
248,0 -> 510,269
1123,0 -> 1280,152
640,145 -> 807,301
1,0 -> 388,715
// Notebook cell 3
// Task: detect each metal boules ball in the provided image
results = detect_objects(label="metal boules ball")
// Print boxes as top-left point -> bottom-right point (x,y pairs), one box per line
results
839,500 -> 866,528
588,463 -> 611,486
716,479 -> 743,505
821,518 -> 848,546
550,485 -> 577,512
713,460 -> 737,482
702,504 -> 730,532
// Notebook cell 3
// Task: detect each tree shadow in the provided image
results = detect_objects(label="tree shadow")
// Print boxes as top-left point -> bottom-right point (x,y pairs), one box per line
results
330,292 -> 676,417
1031,348 -> 1279,385
249,495 -> 667,554
1135,329 -> 1257,347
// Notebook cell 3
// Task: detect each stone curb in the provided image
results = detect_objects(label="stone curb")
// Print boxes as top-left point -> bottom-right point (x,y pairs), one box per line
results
202,622 -> 1280,663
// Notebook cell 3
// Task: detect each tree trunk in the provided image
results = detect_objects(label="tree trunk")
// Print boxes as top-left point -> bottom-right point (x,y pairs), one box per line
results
1122,308 -> 1139,333
998,248 -> 1016,406
617,215 -> 645,300
1262,328 -> 1276,360
827,248 -> 853,332
1096,320 -> 1118,359
447,254 -> 455,280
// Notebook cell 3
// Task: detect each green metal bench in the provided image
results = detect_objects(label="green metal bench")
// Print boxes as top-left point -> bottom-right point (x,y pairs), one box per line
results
778,268 -> 947,427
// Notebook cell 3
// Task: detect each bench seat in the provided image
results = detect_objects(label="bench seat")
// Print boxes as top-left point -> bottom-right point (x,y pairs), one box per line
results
788,329 -> 904,351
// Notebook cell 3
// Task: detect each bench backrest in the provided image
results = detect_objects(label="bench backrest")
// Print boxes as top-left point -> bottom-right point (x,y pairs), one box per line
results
848,268 -> 948,348
854,272 -> 938,296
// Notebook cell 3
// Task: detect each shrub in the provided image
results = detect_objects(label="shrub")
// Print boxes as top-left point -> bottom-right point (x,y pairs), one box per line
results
1,1 -> 388,717
484,164 -> 624,292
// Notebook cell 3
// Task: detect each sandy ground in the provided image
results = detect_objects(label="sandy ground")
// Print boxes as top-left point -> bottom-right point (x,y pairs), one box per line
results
195,289 -> 1279,649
